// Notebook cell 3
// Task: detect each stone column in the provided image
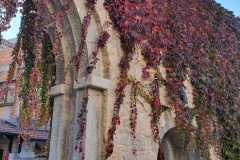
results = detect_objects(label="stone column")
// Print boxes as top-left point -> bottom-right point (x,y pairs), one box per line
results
49,84 -> 74,160
72,76 -> 112,160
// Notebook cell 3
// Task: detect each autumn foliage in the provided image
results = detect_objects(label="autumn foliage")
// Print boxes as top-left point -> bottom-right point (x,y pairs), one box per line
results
1,0 -> 240,159
104,0 -> 240,159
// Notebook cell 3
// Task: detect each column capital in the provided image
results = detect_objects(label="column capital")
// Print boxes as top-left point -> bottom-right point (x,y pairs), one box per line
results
50,83 -> 71,97
74,75 -> 113,91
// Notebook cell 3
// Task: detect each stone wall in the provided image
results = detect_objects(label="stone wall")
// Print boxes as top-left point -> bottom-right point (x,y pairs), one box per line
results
47,0 -> 220,160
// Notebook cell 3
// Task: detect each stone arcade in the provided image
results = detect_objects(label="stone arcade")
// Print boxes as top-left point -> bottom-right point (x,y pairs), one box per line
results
39,1 -> 223,160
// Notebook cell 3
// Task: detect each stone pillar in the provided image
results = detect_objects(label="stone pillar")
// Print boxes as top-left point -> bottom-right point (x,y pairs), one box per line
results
72,76 -> 112,160
49,84 -> 74,160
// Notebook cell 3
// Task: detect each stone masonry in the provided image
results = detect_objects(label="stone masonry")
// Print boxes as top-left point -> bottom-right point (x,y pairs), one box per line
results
43,0 -> 221,160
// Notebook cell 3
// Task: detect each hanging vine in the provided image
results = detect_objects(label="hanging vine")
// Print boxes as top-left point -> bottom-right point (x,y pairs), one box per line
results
1,0 -> 240,160
18,0 -> 37,132
104,0 -> 240,159
6,0 -> 56,138
38,33 -> 55,125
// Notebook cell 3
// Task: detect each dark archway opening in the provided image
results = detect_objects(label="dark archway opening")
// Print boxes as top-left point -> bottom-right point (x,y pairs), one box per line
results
158,128 -> 200,160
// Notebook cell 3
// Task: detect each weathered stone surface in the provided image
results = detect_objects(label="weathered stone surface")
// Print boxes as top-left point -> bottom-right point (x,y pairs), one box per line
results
47,0 -> 220,160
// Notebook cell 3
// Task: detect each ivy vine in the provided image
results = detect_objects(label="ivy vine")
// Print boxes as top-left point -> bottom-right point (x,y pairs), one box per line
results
1,0 -> 240,160
104,0 -> 240,159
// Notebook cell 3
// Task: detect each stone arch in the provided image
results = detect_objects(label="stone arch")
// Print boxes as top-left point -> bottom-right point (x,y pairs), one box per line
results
38,1 -> 84,160
158,127 -> 200,160
43,0 -> 112,83
42,0 -> 83,85
158,111 -> 176,141
40,0 -> 114,160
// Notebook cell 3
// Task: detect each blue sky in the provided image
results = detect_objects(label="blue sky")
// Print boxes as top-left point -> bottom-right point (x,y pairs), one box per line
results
2,13 -> 21,40
2,0 -> 240,40
216,0 -> 240,16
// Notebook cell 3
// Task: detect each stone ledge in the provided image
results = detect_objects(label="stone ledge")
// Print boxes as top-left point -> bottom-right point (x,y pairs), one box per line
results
74,76 -> 113,91
50,84 -> 71,97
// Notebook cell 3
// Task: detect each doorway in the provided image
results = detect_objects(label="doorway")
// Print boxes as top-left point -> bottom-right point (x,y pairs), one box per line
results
0,149 -> 3,160
158,128 -> 200,160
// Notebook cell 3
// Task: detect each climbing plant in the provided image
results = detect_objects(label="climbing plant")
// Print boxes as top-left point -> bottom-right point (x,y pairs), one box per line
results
103,0 -> 240,159
1,0 -> 240,160
5,0 -> 57,137
3,0 -> 110,159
